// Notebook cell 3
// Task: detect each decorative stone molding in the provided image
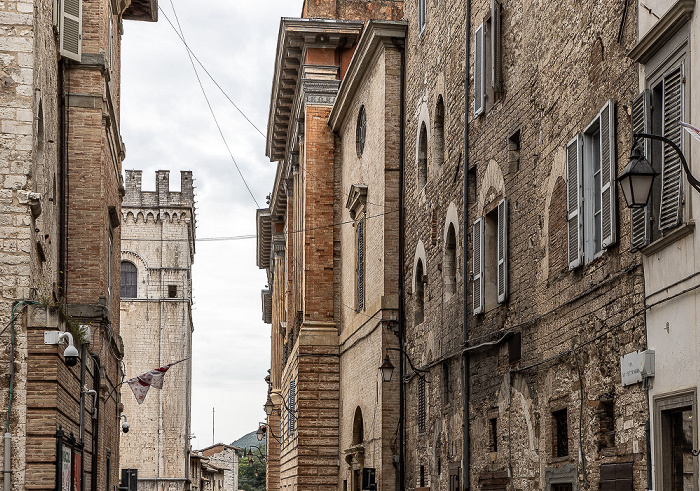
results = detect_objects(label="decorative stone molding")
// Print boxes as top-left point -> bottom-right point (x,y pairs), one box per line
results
629,0 -> 694,63
345,184 -> 368,220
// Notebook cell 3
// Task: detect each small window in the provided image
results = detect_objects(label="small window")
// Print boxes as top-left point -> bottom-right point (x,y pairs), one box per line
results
414,259 -> 425,325
434,96 -> 445,170
489,417 -> 498,452
508,130 -> 521,173
552,408 -> 569,457
168,285 -> 177,298
444,224 -> 457,295
356,106 -> 366,156
352,407 -> 364,445
420,465 -> 426,487
418,122 -> 428,189
418,376 -> 426,434
121,261 -> 137,298
442,361 -> 450,405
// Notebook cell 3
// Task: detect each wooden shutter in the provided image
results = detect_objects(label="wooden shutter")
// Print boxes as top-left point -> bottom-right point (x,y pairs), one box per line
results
497,198 -> 508,303
289,380 -> 296,434
630,90 -> 651,250
59,0 -> 82,62
659,66 -> 683,230
491,0 -> 503,94
356,218 -> 365,311
599,99 -> 617,248
566,135 -> 583,269
474,24 -> 485,117
472,217 -> 485,314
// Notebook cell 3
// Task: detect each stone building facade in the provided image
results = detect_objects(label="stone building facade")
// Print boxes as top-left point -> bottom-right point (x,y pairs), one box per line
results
0,0 -> 157,490
119,170 -> 196,491
198,443 -> 240,491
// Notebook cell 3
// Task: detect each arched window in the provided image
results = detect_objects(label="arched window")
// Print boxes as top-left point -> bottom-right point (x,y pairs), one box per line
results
415,259 -> 425,325
356,106 -> 366,157
444,224 -> 456,295
434,96 -> 445,170
418,122 -> 428,189
352,407 -> 364,445
121,261 -> 137,298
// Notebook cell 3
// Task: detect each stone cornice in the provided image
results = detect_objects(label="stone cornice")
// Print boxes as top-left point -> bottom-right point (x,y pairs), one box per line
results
629,0 -> 694,63
256,208 -> 272,270
266,18 -> 364,162
329,20 -> 407,132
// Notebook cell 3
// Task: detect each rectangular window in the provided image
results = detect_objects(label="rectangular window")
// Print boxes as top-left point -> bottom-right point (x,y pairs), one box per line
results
168,285 -> 177,298
490,417 -> 498,452
473,198 -> 508,314
567,100 -> 616,267
442,361 -> 450,406
553,408 -> 569,457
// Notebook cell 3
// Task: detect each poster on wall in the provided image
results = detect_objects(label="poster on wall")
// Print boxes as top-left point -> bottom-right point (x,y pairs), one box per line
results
72,451 -> 82,491
61,445 -> 72,491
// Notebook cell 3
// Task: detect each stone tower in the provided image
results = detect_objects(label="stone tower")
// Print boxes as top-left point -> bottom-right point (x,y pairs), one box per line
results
119,170 -> 196,491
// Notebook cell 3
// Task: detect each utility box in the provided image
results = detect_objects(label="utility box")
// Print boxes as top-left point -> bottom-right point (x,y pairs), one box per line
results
640,350 -> 655,378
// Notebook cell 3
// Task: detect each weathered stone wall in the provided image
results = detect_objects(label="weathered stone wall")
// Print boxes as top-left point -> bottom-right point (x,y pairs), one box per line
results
302,0 -> 403,22
120,170 -> 195,489
402,0 -> 467,487
200,445 -> 239,491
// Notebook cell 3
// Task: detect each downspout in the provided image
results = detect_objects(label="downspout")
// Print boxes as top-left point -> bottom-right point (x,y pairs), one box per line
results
60,61 -> 68,301
391,36 -> 406,491
91,354 -> 101,491
462,1 -> 472,490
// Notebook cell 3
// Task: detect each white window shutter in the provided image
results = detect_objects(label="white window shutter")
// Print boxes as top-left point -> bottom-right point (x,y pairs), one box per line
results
599,99 -> 616,248
659,66 -> 683,230
59,0 -> 82,62
491,0 -> 502,94
566,135 -> 583,269
472,217 -> 485,315
474,24 -> 485,117
497,198 -> 508,303
630,90 -> 651,250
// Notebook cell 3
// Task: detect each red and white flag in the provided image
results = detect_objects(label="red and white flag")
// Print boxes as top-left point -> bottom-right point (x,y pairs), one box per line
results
681,122 -> 700,144
127,358 -> 189,404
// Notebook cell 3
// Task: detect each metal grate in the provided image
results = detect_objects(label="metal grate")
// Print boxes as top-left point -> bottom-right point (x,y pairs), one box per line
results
356,106 -> 366,156
356,219 -> 364,311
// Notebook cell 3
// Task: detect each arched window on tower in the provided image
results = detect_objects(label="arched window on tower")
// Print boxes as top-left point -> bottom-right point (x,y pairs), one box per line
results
415,259 -> 425,325
418,122 -> 428,189
444,224 -> 457,295
121,261 -> 137,298
434,96 -> 445,170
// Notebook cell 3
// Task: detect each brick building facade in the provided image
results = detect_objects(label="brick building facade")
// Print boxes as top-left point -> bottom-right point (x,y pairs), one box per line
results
119,170 -> 196,491
0,0 -> 157,490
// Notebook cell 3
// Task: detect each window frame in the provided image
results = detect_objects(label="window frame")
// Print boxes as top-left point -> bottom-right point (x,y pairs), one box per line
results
654,389 -> 698,491
120,261 -> 138,299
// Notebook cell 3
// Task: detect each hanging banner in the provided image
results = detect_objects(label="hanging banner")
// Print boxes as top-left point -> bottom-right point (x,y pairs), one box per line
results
61,445 -> 72,491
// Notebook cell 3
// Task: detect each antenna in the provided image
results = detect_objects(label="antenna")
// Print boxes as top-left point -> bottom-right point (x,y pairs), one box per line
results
212,407 -> 215,446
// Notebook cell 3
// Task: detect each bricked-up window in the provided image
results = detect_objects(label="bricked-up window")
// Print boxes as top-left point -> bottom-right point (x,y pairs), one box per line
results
120,261 -> 137,298
630,53 -> 687,249
552,408 -> 569,457
418,122 -> 428,189
356,106 -> 366,157
415,259 -> 425,325
566,100 -> 616,268
434,96 -> 445,170
168,285 -> 177,298
473,198 -> 508,314
444,224 -> 457,295
418,0 -> 426,33
356,217 -> 365,311
418,376 -> 426,433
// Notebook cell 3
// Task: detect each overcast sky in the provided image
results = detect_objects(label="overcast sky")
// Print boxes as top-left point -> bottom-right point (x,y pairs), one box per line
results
121,1 -> 300,447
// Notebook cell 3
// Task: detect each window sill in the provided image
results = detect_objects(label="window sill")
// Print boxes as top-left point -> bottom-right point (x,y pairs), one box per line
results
641,221 -> 695,256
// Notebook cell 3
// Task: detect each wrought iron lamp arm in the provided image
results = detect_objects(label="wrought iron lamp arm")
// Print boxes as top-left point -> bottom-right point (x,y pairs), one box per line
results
634,132 -> 700,193
259,422 -> 281,443
268,390 -> 294,413
386,347 -> 429,377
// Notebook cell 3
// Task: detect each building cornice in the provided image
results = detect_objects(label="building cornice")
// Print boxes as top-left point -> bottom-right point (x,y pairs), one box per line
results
329,20 -> 407,132
629,0 -> 694,63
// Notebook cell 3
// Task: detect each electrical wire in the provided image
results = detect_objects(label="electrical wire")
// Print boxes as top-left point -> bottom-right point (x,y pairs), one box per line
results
161,3 -> 260,208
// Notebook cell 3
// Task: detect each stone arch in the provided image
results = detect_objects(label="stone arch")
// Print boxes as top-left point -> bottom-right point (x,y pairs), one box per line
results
418,122 -> 428,189
121,250 -> 149,298
433,94 -> 445,171
352,406 -> 364,445
413,240 -> 427,326
542,147 -> 567,280
415,99 -> 430,190
476,160 -> 506,216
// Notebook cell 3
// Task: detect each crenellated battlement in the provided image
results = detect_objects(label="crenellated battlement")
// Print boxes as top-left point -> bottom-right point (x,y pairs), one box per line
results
123,170 -> 196,209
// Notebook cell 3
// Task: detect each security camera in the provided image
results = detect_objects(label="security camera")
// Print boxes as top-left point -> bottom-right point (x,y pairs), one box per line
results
45,331 -> 79,367
121,415 -> 129,433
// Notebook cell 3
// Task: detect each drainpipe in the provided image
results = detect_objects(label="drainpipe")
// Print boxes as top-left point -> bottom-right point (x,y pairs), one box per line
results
462,1 -> 472,490
391,36 -> 407,491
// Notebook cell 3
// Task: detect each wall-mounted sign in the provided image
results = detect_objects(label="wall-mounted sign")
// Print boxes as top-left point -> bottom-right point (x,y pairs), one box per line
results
61,445 -> 71,491
620,350 -> 655,386
56,427 -> 83,491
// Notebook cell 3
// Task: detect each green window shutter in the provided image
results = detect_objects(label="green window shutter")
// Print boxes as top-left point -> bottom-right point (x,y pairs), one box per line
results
567,135 -> 583,269
599,99 -> 617,248
474,24 -> 485,117
659,66 -> 683,230
472,217 -> 484,314
630,90 -> 651,250
497,198 -> 508,303
59,0 -> 82,62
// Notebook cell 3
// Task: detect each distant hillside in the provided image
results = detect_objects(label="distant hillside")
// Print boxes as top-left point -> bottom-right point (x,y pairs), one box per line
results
231,430 -> 265,450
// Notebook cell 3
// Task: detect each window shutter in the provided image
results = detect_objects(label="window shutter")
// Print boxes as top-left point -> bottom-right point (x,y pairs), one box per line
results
356,218 -> 364,311
659,66 -> 683,230
491,0 -> 503,94
418,376 -> 426,433
599,99 -> 617,248
474,24 -> 485,117
630,90 -> 651,250
472,217 -> 484,314
289,380 -> 296,434
59,0 -> 82,62
497,198 -> 508,303
566,135 -> 583,269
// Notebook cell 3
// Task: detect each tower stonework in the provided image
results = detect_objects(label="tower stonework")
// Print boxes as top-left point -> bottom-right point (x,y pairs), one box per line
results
119,170 -> 196,491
